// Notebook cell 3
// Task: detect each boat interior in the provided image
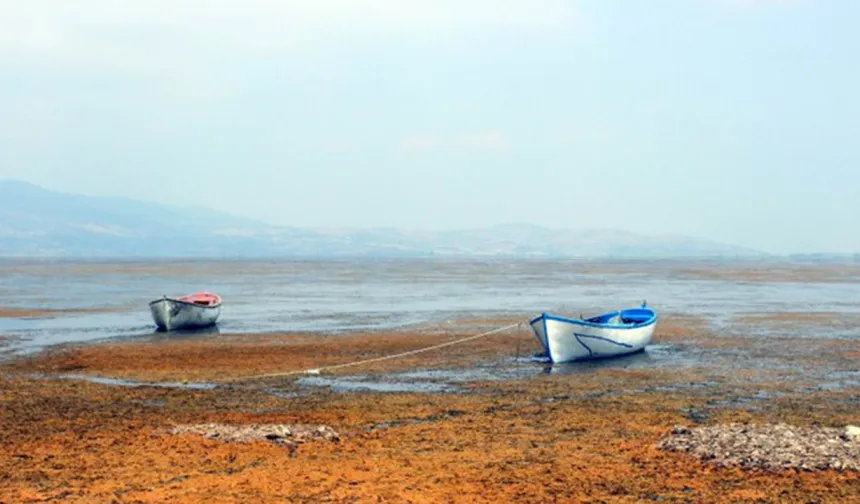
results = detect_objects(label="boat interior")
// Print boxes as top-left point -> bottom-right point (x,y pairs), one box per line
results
586,308 -> 653,325
177,292 -> 221,306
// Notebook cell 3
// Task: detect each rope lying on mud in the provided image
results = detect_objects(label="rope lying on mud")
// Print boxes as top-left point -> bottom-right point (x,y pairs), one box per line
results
223,322 -> 524,383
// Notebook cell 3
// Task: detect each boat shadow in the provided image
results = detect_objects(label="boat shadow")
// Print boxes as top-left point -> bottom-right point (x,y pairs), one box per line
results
150,324 -> 221,340
539,347 -> 659,375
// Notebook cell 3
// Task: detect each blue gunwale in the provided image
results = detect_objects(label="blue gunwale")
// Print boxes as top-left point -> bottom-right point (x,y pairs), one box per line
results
529,309 -> 658,330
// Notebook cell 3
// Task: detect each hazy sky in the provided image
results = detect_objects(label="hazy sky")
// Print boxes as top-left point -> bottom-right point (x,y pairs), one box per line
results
1,0 -> 858,254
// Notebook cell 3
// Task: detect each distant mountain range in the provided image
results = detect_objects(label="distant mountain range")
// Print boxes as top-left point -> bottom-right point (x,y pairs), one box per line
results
0,180 -> 767,259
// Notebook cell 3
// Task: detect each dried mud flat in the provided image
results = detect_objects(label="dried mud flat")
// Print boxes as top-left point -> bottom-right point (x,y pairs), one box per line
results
170,423 -> 340,449
660,424 -> 860,471
2,318 -> 860,503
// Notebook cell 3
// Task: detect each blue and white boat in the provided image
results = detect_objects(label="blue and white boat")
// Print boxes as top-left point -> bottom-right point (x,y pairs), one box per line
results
529,302 -> 657,363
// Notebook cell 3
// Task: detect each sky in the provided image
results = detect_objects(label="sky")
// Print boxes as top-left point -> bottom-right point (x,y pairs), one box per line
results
0,0 -> 858,254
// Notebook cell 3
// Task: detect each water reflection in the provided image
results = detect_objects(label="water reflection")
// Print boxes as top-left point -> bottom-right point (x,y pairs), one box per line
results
150,324 -> 222,339
541,348 -> 656,375
539,343 -> 705,375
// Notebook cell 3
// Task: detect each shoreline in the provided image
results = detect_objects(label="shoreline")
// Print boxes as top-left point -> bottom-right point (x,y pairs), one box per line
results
0,312 -> 533,366
1,316 -> 539,383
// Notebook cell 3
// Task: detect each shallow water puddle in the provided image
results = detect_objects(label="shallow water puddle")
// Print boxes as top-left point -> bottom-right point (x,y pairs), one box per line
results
296,375 -> 457,393
33,373 -> 217,390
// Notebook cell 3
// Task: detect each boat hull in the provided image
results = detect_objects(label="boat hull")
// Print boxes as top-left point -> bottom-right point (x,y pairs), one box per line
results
149,297 -> 221,331
530,310 -> 657,363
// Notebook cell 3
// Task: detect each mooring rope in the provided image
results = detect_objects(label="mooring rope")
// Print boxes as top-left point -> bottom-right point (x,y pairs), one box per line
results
223,321 -> 524,383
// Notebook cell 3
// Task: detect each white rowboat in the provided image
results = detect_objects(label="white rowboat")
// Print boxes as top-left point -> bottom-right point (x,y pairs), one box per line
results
149,291 -> 222,331
530,302 -> 657,363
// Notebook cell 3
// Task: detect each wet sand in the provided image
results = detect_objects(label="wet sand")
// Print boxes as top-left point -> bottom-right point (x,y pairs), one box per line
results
3,315 -> 860,503
735,311 -> 860,328
6,258 -> 860,357
0,306 -> 125,319
5,257 -> 859,282
667,263 -> 860,283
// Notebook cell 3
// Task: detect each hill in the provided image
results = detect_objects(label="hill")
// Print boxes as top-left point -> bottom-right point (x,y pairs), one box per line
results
0,180 -> 765,258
